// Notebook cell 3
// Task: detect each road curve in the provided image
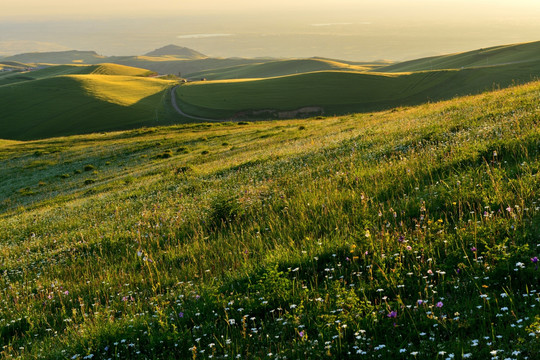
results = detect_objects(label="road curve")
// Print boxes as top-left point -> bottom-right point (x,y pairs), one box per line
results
170,85 -> 224,122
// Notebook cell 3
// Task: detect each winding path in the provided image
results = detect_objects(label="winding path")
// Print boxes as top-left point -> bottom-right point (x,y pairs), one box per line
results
170,85 -> 223,122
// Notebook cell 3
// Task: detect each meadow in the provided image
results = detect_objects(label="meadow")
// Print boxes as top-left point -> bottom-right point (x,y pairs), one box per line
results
0,64 -> 176,140
0,79 -> 539,359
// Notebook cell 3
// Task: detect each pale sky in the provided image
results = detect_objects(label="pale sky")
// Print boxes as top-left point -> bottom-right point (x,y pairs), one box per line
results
1,0 -> 540,60
3,0 -> 540,19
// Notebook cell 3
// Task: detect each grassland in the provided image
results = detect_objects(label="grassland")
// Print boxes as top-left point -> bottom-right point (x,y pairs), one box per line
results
377,40 -> 540,72
175,60 -> 540,119
183,59 -> 383,80
0,73 -> 176,140
0,80 -> 539,359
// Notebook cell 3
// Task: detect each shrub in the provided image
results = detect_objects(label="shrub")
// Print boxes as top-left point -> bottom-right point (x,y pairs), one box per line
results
156,150 -> 173,159
83,164 -> 95,171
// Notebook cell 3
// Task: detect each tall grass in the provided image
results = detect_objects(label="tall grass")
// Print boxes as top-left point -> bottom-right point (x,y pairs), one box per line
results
0,81 -> 539,359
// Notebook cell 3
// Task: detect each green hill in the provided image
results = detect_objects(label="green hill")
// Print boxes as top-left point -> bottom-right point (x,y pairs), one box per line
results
0,74 -> 175,140
144,44 -> 207,59
0,63 -> 156,87
174,60 -> 540,119
0,81 -> 539,359
3,50 -> 106,64
377,40 -> 540,72
183,58 -> 380,80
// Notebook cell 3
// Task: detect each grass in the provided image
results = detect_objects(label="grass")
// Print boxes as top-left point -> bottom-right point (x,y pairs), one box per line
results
175,60 -> 540,119
0,74 -> 176,140
0,80 -> 539,359
377,40 -> 540,72
184,59 -> 380,80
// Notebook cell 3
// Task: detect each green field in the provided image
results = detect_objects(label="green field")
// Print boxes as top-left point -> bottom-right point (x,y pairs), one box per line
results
377,40 -> 540,72
183,58 -> 385,80
0,81 -> 539,359
0,73 -> 175,140
175,60 -> 540,119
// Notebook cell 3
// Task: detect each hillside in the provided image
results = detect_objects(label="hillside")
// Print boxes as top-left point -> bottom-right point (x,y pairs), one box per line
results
184,58 -> 380,80
174,59 -> 540,119
0,81 -> 539,359
3,50 -> 107,64
0,63 -> 157,87
0,74 -> 175,140
144,45 -> 207,59
377,40 -> 540,72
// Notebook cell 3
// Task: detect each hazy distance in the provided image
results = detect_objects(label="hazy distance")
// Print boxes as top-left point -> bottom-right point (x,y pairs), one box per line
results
1,0 -> 540,61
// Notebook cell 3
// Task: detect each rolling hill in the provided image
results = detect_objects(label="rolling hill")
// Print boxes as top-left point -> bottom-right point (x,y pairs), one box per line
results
0,63 -> 157,87
376,40 -> 540,72
144,44 -> 207,59
3,50 -> 107,65
0,74 -> 175,140
174,59 -> 540,120
183,58 -> 382,80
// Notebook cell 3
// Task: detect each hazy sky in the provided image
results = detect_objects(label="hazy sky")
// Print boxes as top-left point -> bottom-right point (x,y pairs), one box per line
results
2,0 -> 540,60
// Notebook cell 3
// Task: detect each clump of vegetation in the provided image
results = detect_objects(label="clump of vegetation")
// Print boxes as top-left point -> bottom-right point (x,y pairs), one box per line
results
83,164 -> 95,171
201,150 -> 209,155
298,125 -> 306,130
177,146 -> 190,153
84,179 -> 95,185
156,150 -> 173,159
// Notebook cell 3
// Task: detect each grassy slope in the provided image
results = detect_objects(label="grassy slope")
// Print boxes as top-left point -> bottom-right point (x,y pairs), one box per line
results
0,75 -> 175,140
377,40 -> 540,72
184,59 -> 378,80
175,60 -> 540,119
0,81 -> 539,359
111,57 -> 273,76
3,50 -> 106,64
0,63 -> 156,87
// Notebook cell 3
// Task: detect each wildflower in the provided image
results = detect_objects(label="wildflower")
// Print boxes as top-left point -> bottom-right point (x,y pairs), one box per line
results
178,312 -> 184,318
298,330 -> 305,338
436,301 -> 443,308
471,247 -> 477,252
398,236 -> 404,243
387,311 -> 397,318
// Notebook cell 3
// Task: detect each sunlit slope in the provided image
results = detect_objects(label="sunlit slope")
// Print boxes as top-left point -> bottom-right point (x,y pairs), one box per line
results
111,57 -> 271,76
0,75 -> 174,140
378,40 -> 540,72
184,59 -> 377,80
176,60 -> 540,119
0,63 -> 155,87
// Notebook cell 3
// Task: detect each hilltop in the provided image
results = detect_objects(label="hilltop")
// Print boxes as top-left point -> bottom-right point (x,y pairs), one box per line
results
1,80 -> 539,359
144,45 -> 207,59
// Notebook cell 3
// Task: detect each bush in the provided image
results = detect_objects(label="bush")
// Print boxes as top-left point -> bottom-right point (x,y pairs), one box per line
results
156,150 -> 173,159
83,164 -> 95,171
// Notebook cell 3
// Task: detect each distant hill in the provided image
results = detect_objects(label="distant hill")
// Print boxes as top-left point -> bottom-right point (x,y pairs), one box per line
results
175,58 -> 540,120
377,40 -> 540,72
3,50 -> 106,65
184,58 -> 384,80
144,45 -> 207,59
